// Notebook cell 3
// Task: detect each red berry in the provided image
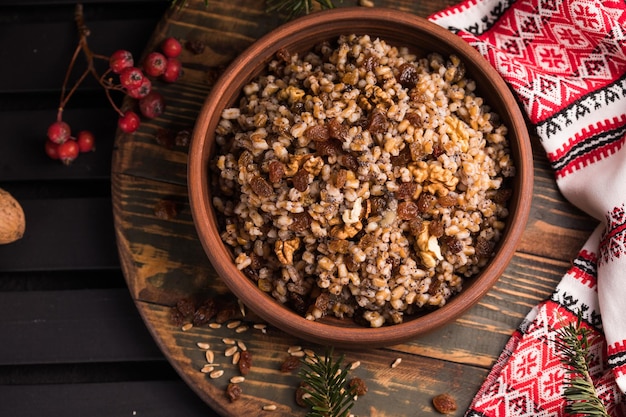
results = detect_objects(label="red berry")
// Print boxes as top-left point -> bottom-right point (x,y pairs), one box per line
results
119,67 -> 145,89
139,91 -> 166,119
161,37 -> 182,58
76,130 -> 96,153
109,50 -> 134,74
47,121 -> 71,144
126,77 -> 152,99
143,52 -> 167,77
118,110 -> 141,133
45,140 -> 60,160
161,58 -> 182,83
57,139 -> 79,165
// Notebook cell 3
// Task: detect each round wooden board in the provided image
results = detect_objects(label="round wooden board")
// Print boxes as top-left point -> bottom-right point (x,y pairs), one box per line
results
111,1 -> 598,415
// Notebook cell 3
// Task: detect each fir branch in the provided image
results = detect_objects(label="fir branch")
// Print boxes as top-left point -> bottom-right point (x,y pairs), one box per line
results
298,347 -> 355,417
265,0 -> 338,19
555,312 -> 609,417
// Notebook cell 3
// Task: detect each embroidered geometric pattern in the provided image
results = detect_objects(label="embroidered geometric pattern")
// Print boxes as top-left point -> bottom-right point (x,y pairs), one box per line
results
600,204 -> 626,264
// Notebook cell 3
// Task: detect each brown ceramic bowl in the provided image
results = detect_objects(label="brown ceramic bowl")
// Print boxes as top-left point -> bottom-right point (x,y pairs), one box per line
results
189,7 -> 533,348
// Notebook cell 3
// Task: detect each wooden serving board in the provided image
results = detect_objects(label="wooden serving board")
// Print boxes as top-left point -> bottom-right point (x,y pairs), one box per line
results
111,1 -> 598,415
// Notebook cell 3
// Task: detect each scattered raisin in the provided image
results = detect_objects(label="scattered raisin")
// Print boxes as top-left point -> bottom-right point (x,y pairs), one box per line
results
442,236 -> 463,254
289,293 -> 308,315
367,108 -> 388,135
304,124 -> 330,142
363,55 -> 378,72
316,138 -> 343,157
345,254 -> 360,272
249,175 -> 273,197
314,292 -> 330,312
429,220 -> 444,238
475,236 -> 494,258
405,112 -> 422,127
276,48 -> 291,63
154,199 -> 178,220
215,302 -> 237,323
238,150 -> 254,167
280,355 -> 301,373
193,299 -> 217,326
432,393 -> 457,414
175,129 -> 191,147
226,382 -> 243,402
185,39 -> 206,55
493,188 -> 512,204
417,192 -> 437,213
432,144 -> 445,158
155,128 -> 176,148
334,169 -> 347,188
369,196 -> 387,216
409,217 -> 423,236
328,118 -> 349,141
291,212 -> 311,233
170,307 -> 186,326
397,63 -> 418,88
397,201 -> 419,220
176,297 -> 196,317
438,194 -> 457,207
395,182 -> 417,200
428,278 -> 444,295
348,377 -> 368,396
391,146 -> 412,166
292,168 -> 309,192
239,350 -> 253,376
295,382 -> 311,407
268,160 -> 285,183
339,153 -> 359,172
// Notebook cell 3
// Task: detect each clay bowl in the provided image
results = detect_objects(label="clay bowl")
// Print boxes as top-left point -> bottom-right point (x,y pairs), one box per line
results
188,7 -> 533,348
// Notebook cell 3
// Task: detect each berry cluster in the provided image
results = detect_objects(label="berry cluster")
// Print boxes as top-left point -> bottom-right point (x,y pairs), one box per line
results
45,5 -> 183,165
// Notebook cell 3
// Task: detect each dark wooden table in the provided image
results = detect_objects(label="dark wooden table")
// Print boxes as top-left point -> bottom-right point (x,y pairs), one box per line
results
0,1 -> 598,416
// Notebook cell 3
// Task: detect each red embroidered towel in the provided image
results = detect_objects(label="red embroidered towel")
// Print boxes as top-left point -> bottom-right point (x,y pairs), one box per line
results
429,0 -> 626,415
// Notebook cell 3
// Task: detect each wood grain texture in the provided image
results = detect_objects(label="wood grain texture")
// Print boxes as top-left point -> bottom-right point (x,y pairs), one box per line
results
111,0 -> 597,415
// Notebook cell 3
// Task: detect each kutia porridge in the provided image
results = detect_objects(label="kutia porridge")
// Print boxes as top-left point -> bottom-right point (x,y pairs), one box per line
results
210,34 -> 515,328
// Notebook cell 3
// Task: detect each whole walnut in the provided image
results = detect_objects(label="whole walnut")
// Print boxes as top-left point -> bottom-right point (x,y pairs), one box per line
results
0,188 -> 25,244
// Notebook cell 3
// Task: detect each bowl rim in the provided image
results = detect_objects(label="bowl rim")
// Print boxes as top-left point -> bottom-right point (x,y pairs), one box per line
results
188,7 -> 533,347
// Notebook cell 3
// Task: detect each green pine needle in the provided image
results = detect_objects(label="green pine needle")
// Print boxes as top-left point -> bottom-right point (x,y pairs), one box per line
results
298,347 -> 355,417
266,0 -> 338,19
555,312 -> 609,417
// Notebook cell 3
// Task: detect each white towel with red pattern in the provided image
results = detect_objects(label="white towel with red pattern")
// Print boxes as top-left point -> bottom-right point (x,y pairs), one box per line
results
429,0 -> 626,415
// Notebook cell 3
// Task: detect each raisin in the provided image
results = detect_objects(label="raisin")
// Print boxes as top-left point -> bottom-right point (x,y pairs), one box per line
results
215,302 -> 237,323
391,146 -> 413,166
429,220 -> 444,238
292,168 -> 309,192
367,108 -> 388,135
154,199 -> 178,220
176,298 -> 196,317
226,383 -> 243,402
438,194 -> 457,207
185,39 -> 206,55
276,48 -> 291,63
370,197 -> 387,215
417,193 -> 437,213
340,153 -> 359,172
395,182 -> 417,200
249,252 -> 263,270
405,112 -> 422,127
358,233 -> 377,250
397,201 -> 419,220
329,239 -> 350,254
432,144 -> 445,158
175,129 -> 191,147
268,160 -> 285,183
442,236 -> 463,254
432,393 -> 457,414
170,307 -> 185,326
493,188 -> 512,204
239,350 -> 252,376
316,138 -> 343,157
314,292 -> 330,312
345,254 -> 360,272
295,382 -> 311,407
428,278 -> 444,295
348,377 -> 368,396
193,299 -> 217,326
289,293 -> 308,315
238,150 -> 254,167
363,55 -> 378,72
475,236 -> 494,258
249,175 -> 273,197
291,212 -> 312,232
280,355 -> 301,372
328,118 -> 349,141
398,63 -> 418,88
409,217 -> 423,236
334,169 -> 347,188
304,124 -> 329,142
155,128 -> 176,148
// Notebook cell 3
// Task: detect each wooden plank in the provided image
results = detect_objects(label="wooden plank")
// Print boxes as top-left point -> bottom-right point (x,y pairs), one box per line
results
0,289 -> 163,365
0,381 -> 217,417
138,301 -> 488,417
0,197 -> 119,271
